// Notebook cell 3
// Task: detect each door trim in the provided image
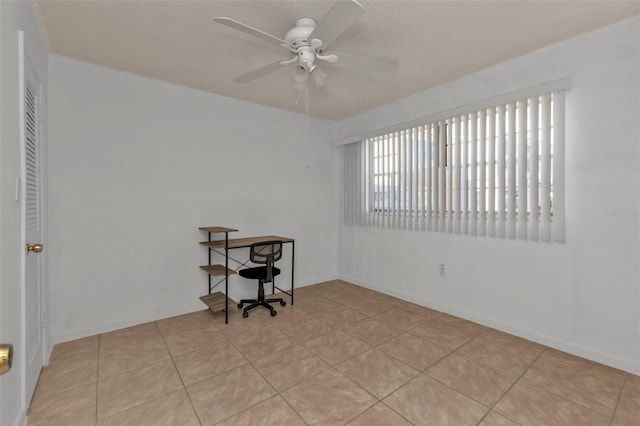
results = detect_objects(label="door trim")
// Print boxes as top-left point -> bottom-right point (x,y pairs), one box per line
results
18,29 -> 48,414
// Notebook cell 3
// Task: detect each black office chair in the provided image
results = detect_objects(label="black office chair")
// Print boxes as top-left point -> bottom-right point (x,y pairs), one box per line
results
237,240 -> 287,318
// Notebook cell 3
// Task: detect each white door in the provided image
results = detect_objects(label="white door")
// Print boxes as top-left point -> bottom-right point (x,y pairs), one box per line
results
20,41 -> 44,408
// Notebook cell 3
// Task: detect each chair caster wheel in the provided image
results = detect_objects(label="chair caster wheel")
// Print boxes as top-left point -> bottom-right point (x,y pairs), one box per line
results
242,311 -> 249,318
270,310 -> 277,317
237,303 -> 243,309
280,301 -> 286,307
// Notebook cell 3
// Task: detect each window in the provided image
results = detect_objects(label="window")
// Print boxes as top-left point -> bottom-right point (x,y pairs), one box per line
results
342,89 -> 566,242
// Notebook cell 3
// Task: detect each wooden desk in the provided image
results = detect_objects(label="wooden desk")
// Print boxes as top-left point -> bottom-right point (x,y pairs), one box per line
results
199,228 -> 295,324
200,235 -> 294,250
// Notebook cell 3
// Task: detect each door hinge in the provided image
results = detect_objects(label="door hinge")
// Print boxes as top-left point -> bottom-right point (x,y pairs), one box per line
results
41,315 -> 47,328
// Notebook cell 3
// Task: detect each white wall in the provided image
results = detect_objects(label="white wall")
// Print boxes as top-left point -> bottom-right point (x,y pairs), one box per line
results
47,55 -> 338,343
0,1 -> 49,424
335,18 -> 640,374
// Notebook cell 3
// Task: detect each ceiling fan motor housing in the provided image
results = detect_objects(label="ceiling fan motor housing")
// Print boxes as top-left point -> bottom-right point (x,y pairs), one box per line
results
285,18 -> 317,46
285,18 -> 321,72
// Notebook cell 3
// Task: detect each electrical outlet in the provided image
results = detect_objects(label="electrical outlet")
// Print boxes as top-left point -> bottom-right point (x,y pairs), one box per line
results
439,264 -> 446,277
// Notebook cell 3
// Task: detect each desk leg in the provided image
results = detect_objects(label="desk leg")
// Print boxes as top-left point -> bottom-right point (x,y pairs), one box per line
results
291,241 -> 295,305
225,232 -> 229,325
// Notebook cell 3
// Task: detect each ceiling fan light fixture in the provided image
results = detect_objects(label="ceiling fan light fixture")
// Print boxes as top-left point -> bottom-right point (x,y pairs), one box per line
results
297,47 -> 317,72
311,68 -> 328,87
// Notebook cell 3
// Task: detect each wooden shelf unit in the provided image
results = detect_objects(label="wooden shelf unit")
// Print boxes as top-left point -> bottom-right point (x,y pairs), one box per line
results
198,264 -> 237,277
199,226 -> 237,324
199,293 -> 233,312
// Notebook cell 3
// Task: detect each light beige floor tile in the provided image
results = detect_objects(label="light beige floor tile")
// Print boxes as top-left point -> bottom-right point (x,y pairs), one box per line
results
97,359 -> 183,419
156,310 -> 216,335
303,329 -> 370,365
268,305 -> 314,325
275,315 -> 336,343
384,374 -> 488,425
98,337 -> 170,378
626,372 -> 640,388
233,327 -> 295,360
173,342 -> 247,386
291,294 -> 337,314
253,344 -> 329,391
97,389 -> 200,426
540,348 -> 625,380
217,395 -> 306,426
344,317 -> 400,346
32,352 -> 97,396
613,380 -> 640,425
348,298 -> 396,316
216,316 -> 266,341
337,349 -> 419,398
388,301 -> 443,320
314,283 -> 359,298
30,281 -> 638,426
347,402 -> 412,425
432,314 -> 488,334
377,332 -> 450,371
494,380 -> 609,426
482,330 -> 545,353
455,333 -> 542,379
426,352 -> 515,406
307,281 -> 356,299
49,335 -> 98,362
281,369 -> 376,425
99,322 -> 162,348
296,300 -> 348,318
314,307 -> 369,328
290,285 -> 319,297
523,351 -> 623,417
409,320 -> 479,351
478,411 -> 521,426
28,383 -> 96,426
162,323 -> 228,356
187,364 -> 276,425
374,308 -> 426,331
210,304 -> 265,323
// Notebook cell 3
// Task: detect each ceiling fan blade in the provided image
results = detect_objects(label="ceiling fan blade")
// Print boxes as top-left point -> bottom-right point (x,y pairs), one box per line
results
309,0 -> 364,51
214,17 -> 292,49
234,60 -> 286,83
329,51 -> 398,74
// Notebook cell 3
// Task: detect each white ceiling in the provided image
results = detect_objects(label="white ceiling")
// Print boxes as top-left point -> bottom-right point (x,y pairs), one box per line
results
32,0 -> 640,120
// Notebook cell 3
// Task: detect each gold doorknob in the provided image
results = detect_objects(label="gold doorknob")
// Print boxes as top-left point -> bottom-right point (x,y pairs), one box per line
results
0,344 -> 13,376
26,243 -> 43,253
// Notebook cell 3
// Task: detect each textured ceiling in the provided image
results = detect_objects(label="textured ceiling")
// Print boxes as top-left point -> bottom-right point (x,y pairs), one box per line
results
32,0 -> 640,120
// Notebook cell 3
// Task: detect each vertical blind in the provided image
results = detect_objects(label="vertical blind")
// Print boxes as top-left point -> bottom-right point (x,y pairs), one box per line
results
342,90 -> 565,242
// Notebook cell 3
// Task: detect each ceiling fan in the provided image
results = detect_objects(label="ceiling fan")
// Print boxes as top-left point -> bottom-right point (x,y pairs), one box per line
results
214,0 -> 397,98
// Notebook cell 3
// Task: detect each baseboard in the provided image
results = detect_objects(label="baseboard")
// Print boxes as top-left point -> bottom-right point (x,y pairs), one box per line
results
13,409 -> 26,426
338,273 -> 640,375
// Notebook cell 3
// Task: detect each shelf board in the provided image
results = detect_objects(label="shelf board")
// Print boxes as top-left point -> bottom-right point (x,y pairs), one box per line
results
200,292 -> 234,312
199,227 -> 238,233
199,264 -> 237,276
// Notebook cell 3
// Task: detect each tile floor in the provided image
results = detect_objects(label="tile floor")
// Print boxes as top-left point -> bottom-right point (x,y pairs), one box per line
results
27,280 -> 640,426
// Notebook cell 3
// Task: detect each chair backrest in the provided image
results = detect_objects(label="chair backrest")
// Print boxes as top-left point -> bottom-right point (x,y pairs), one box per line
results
250,240 -> 282,283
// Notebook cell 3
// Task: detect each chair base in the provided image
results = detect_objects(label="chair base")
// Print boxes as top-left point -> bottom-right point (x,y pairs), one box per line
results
238,280 -> 286,318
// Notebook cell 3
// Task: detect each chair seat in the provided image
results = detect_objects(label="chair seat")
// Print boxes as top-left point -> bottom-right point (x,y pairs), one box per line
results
238,266 -> 281,280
